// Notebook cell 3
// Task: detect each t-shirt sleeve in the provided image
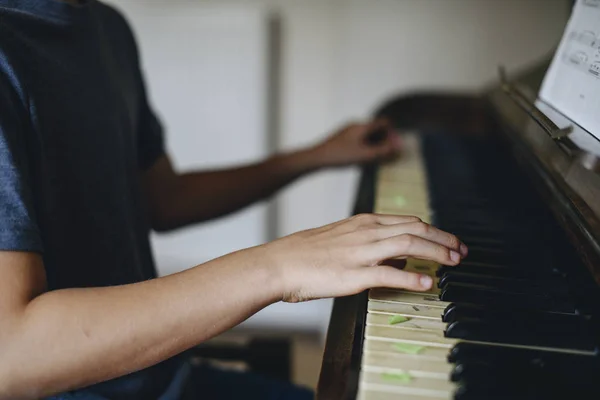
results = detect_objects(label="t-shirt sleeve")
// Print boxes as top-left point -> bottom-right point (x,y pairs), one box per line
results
0,75 -> 43,253
104,4 -> 166,171
136,78 -> 165,171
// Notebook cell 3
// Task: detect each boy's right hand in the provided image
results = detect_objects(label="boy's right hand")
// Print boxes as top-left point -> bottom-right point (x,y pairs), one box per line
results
256,214 -> 467,303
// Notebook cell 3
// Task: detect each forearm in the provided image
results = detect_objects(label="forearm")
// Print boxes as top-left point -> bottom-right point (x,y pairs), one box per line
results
154,148 -> 321,230
0,247 -> 279,400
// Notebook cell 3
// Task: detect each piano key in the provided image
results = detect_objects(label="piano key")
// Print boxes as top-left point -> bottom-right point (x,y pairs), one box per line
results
404,259 -> 440,274
451,359 -> 600,387
447,342 -> 599,364
365,325 -> 457,348
437,271 -> 569,295
367,313 -> 447,332
439,282 -> 576,313
441,303 -> 585,325
364,339 -> 450,360
367,300 -> 444,320
453,383 -> 561,400
444,319 -> 596,351
369,289 -> 450,308
359,369 -> 454,398
358,390 -> 447,400
436,264 -> 555,280
362,351 -> 452,378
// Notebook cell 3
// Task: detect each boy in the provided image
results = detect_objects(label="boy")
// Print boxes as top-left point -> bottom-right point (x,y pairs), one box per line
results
0,0 -> 467,398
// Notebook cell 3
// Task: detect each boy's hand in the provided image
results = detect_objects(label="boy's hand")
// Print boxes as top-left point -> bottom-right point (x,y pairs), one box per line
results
308,119 -> 401,168
258,214 -> 467,303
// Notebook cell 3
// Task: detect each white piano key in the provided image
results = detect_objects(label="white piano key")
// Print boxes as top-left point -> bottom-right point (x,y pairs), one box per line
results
359,370 -> 454,398
376,185 -> 429,200
365,325 -> 457,348
359,132 -> 456,400
358,389 -> 448,400
367,300 -> 444,320
363,338 -> 450,360
362,350 -> 452,378
366,313 -> 447,332
369,289 -> 450,308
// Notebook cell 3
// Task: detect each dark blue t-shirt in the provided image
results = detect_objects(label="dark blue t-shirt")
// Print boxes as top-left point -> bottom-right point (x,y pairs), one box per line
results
0,0 -> 181,398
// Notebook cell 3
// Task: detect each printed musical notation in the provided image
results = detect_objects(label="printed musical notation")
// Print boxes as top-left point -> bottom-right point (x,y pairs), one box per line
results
540,0 -> 600,140
584,0 -> 600,8
562,30 -> 600,79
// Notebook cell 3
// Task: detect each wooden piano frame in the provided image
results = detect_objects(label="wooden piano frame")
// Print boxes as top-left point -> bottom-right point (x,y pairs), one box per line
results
317,165 -> 376,400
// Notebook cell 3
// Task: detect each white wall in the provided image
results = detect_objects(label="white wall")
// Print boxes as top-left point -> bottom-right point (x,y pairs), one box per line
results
106,2 -> 271,276
105,0 -> 570,336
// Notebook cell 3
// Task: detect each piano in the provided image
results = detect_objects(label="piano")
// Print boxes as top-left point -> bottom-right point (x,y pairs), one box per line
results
317,3 -> 600,399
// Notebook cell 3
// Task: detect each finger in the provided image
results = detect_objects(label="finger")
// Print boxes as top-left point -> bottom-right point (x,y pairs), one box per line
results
356,265 -> 432,291
364,136 -> 401,160
350,213 -> 422,227
371,213 -> 422,225
371,118 -> 391,130
372,233 -> 463,266
358,119 -> 390,141
374,221 -> 463,252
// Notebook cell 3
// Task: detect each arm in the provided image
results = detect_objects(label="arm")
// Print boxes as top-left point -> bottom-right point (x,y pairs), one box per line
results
143,120 -> 401,231
0,214 -> 467,399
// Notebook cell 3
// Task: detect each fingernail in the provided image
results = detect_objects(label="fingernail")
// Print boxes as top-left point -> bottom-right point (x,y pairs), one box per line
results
450,250 -> 460,263
420,275 -> 432,289
460,243 -> 468,257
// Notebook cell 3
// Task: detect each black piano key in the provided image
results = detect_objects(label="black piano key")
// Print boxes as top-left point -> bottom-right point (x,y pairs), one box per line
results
456,244 -> 511,258
438,271 -> 569,295
441,303 -> 585,325
454,378 -> 594,400
439,278 -> 568,297
452,360 -> 600,385
444,318 -> 596,350
417,133 -> 600,395
448,342 -> 600,365
437,264 -> 558,280
439,282 -> 576,313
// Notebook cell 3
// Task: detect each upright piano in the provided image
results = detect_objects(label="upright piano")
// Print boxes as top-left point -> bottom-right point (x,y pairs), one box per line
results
317,2 -> 600,399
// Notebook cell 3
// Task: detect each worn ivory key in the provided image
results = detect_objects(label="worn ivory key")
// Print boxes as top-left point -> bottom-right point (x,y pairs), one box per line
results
361,350 -> 451,378
358,389 -> 449,400
365,325 -> 457,348
369,289 -> 449,308
367,300 -> 443,320
359,370 -> 454,398
366,313 -> 446,332
363,338 -> 449,360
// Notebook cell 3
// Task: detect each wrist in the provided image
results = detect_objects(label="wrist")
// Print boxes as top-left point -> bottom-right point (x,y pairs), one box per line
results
242,244 -> 286,304
269,146 -> 325,177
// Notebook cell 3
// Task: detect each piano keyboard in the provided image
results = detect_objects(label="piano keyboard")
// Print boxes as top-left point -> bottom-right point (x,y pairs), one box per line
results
357,133 -> 600,400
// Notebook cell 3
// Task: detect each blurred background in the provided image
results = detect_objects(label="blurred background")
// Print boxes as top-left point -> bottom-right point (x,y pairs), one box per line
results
105,0 -> 570,389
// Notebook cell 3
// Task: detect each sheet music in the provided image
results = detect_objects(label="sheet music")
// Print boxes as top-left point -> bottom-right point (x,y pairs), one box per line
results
539,0 -> 600,140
